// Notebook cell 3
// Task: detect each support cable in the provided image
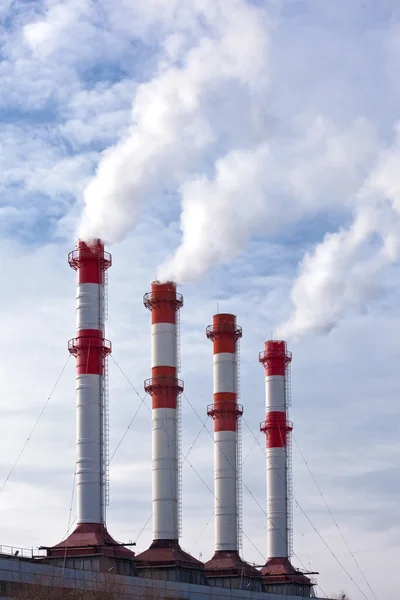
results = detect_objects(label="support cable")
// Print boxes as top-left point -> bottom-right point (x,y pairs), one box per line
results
108,395 -> 148,464
111,356 -> 213,545
110,355 -> 147,401
181,392 -> 315,576
133,419 -> 208,546
241,417 -> 372,600
60,356 -> 331,598
242,432 -> 262,465
62,357 -> 148,539
190,518 -> 212,553
61,466 -> 77,575
134,513 -> 152,545
0,355 -> 72,497
293,435 -> 378,600
109,356 -> 150,462
188,425 -> 329,599
62,338 -> 94,568
109,358 -> 315,583
62,470 -> 77,541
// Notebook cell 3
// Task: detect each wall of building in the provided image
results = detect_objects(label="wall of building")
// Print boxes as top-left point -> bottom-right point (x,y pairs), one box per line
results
0,556 -> 332,600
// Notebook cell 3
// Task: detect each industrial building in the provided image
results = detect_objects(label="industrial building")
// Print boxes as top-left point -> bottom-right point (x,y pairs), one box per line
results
0,239 -> 333,599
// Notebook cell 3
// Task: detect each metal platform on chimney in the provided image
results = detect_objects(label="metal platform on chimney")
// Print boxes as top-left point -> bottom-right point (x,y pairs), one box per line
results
261,557 -> 315,597
204,550 -> 263,591
135,539 -> 207,585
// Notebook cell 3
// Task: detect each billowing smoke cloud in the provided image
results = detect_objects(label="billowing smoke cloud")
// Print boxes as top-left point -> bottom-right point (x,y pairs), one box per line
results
277,129 -> 400,339
78,0 -> 400,340
158,145 -> 270,282
158,117 -> 378,282
79,0 -> 270,244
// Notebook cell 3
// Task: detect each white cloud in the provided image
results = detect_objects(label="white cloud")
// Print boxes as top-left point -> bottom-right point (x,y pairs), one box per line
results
23,0 -> 85,53
22,0 -> 122,65
59,80 -> 136,147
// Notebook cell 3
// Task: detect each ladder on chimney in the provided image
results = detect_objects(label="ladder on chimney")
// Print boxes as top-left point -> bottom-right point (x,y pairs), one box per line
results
100,269 -> 110,518
176,309 -> 181,373
236,340 -> 243,550
103,269 -> 109,322
176,390 -> 183,538
285,361 -> 293,557
286,429 -> 293,557
102,358 -> 110,510
175,305 -> 182,536
236,416 -> 243,550
285,362 -> 292,408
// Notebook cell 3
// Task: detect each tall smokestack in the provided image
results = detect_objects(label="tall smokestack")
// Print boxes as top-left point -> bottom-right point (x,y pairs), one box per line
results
260,340 -> 292,561
259,340 -> 312,594
70,239 -> 111,525
208,314 -> 242,551
145,281 -> 183,541
47,240 -> 134,561
204,314 -> 262,590
135,281 -> 205,582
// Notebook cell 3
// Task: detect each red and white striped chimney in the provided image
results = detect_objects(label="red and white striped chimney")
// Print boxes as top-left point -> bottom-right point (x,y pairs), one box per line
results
48,240 -> 134,560
143,281 -> 183,542
136,282 -> 204,574
68,239 -> 111,525
207,314 -> 242,552
259,340 -> 292,561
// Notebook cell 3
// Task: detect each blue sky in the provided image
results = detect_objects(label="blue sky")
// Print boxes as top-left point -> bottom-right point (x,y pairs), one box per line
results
0,1 -> 399,599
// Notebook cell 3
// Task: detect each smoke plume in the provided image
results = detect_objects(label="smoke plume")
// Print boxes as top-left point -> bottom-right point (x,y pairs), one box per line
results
277,129 -> 400,339
79,0 -> 270,244
78,0 -> 400,339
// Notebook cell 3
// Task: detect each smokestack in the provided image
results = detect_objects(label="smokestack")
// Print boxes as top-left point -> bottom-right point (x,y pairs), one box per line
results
260,340 -> 292,559
259,340 -> 312,593
208,314 -> 242,551
71,239 -> 111,525
135,281 -> 205,582
47,240 -> 134,560
145,281 -> 183,541
204,314 -> 262,589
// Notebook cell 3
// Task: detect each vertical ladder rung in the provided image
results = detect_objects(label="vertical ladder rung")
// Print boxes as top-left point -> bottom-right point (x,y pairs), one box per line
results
236,339 -> 243,549
103,270 -> 109,322
285,359 -> 293,557
236,416 -> 243,550
176,310 -> 181,373
177,391 -> 183,537
175,308 -> 182,536
100,273 -> 110,519
102,358 -> 110,509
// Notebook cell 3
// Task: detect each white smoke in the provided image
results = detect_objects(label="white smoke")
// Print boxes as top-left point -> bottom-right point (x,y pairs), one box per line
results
277,128 -> 400,339
78,0 -> 400,340
158,117 -> 377,282
79,0 -> 270,243
158,145 -> 270,282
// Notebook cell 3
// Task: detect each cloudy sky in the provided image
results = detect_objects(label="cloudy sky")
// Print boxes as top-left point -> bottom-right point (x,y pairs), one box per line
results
0,0 -> 399,598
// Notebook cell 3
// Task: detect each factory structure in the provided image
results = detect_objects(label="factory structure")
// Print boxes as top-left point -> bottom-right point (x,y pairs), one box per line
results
0,240 -> 332,600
